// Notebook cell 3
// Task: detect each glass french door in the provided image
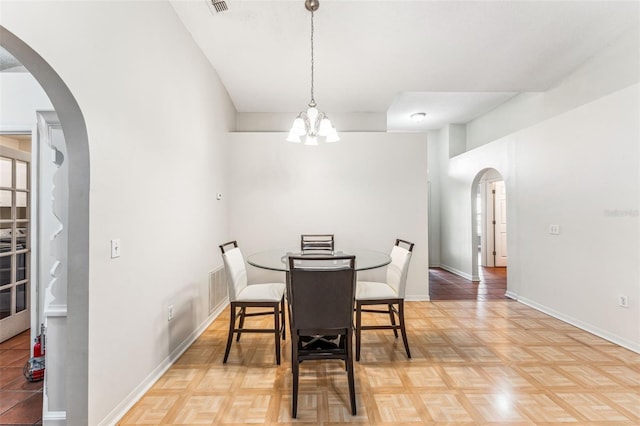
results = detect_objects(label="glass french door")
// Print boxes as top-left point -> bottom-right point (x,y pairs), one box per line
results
0,145 -> 31,343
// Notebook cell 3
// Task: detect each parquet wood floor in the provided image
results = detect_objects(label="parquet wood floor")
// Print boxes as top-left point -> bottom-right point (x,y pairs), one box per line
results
119,299 -> 640,425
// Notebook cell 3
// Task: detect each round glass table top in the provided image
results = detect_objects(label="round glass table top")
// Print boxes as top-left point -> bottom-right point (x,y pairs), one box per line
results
247,248 -> 391,272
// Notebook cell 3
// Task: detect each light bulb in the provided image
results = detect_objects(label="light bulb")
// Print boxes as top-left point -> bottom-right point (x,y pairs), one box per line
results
286,130 -> 302,143
304,135 -> 318,146
292,117 -> 306,136
325,127 -> 340,143
307,107 -> 319,128
318,118 -> 332,136
411,112 -> 426,123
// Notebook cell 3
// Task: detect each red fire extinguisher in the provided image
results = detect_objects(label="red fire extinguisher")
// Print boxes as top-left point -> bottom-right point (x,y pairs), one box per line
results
33,336 -> 42,357
23,325 -> 46,382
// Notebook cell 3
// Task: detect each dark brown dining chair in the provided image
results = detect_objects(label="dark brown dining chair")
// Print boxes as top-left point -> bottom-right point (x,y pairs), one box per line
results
219,241 -> 286,364
287,255 -> 357,418
355,239 -> 414,361
300,234 -> 334,254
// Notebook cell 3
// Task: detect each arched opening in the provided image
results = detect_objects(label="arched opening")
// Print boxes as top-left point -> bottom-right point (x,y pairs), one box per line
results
471,168 -> 507,287
1,26 -> 90,424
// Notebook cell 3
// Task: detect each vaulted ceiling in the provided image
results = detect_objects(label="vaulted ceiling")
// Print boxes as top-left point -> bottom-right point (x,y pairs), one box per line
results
171,0 -> 639,130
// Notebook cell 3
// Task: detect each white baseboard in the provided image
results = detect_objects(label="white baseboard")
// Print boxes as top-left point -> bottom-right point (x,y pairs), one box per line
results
504,290 -> 518,300
43,410 -> 66,426
517,296 -> 640,354
405,295 -> 430,302
439,264 -> 477,281
99,299 -> 229,426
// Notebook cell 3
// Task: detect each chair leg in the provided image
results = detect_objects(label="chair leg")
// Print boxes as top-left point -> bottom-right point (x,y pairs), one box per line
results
388,303 -> 398,338
398,300 -> 411,359
292,335 -> 299,418
223,304 -> 236,363
346,332 -> 357,415
355,301 -> 362,362
274,303 -> 281,365
280,297 -> 286,341
236,306 -> 246,342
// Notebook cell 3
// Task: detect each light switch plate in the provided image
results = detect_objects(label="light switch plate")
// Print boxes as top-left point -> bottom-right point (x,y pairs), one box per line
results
111,239 -> 121,258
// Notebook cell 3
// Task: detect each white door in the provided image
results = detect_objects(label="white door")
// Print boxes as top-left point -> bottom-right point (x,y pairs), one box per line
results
493,181 -> 507,267
0,144 -> 31,342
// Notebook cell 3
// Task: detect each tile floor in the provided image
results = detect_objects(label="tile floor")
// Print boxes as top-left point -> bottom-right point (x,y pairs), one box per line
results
118,269 -> 640,425
0,330 -> 43,426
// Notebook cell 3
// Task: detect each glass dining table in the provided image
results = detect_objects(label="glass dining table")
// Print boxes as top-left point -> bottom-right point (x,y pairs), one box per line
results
247,248 -> 391,272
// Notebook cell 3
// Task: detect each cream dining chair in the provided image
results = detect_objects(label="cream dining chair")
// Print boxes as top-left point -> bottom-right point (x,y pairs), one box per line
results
354,239 -> 414,361
219,240 -> 286,364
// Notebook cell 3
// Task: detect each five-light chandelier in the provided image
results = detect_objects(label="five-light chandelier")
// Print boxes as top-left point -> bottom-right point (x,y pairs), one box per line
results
287,0 -> 339,145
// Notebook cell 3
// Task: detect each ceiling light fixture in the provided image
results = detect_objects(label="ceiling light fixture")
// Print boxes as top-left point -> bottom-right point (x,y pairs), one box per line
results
287,0 -> 339,145
411,112 -> 426,123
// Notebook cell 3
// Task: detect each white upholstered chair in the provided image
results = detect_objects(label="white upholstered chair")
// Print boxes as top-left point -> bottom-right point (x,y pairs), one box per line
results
355,239 -> 414,361
219,241 -> 286,364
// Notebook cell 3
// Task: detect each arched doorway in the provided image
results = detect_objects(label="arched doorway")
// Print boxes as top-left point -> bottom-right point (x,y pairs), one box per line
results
471,168 -> 507,283
1,26 -> 90,424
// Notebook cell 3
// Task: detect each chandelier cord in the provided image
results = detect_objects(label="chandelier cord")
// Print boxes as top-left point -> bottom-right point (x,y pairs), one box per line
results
310,10 -> 316,107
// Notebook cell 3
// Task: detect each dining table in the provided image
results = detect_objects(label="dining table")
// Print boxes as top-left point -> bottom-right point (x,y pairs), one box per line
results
247,247 -> 390,352
246,248 -> 391,272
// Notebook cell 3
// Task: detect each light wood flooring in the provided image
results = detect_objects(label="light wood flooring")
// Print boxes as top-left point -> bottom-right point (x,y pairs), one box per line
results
119,298 -> 640,425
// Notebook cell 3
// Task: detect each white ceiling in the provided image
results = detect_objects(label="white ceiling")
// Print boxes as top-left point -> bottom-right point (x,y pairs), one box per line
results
171,0 -> 639,131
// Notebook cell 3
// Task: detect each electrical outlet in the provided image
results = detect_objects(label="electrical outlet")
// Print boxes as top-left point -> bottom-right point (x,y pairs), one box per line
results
619,295 -> 629,308
548,224 -> 560,235
168,305 -> 174,321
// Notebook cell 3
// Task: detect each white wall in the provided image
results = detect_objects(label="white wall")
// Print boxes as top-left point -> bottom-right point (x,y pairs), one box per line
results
1,1 -> 236,424
227,132 -> 429,300
0,73 -> 53,128
437,84 -> 640,350
514,85 -> 639,348
427,130 -> 441,267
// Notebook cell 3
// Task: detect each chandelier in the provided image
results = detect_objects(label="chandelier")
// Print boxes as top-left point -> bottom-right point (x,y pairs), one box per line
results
287,0 -> 339,145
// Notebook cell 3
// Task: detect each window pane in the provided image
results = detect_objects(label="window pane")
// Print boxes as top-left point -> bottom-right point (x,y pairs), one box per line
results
16,192 -> 27,219
15,161 -> 28,190
0,157 -> 12,187
16,224 -> 28,250
16,283 -> 26,312
16,253 -> 26,282
0,190 -> 10,220
0,222 -> 10,253
0,287 -> 10,319
0,255 -> 10,286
